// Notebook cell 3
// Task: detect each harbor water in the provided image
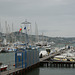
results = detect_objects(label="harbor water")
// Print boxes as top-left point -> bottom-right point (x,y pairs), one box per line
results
0,52 -> 15,70
26,67 -> 75,75
25,43 -> 75,75
0,43 -> 75,75
0,52 -> 75,75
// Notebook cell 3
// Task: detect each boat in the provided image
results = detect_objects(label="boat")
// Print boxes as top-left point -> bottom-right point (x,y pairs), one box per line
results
45,45 -> 51,54
0,47 -> 8,53
0,64 -> 8,71
54,55 -> 67,61
39,51 -> 48,58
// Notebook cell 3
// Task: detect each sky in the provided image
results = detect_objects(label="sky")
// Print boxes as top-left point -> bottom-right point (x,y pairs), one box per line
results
0,0 -> 75,37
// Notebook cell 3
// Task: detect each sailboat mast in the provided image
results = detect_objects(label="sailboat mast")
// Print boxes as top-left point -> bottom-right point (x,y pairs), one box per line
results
5,21 -> 8,43
35,22 -> 39,42
12,22 -> 13,32
5,21 -> 8,34
0,21 -> 1,41
12,22 -> 13,43
0,22 -> 1,33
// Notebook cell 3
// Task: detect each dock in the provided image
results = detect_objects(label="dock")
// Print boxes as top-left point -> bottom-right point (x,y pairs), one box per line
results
40,49 -> 66,61
40,61 -> 75,68
1,49 -> 75,75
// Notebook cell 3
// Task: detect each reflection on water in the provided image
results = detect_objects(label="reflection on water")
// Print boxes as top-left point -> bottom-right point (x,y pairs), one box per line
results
0,52 -> 15,69
40,67 -> 75,75
25,68 -> 39,75
25,67 -> 75,75
0,43 -> 75,75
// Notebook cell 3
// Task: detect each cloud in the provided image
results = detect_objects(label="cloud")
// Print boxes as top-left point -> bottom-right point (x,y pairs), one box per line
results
39,29 -> 61,33
0,0 -> 75,37
0,0 -> 75,17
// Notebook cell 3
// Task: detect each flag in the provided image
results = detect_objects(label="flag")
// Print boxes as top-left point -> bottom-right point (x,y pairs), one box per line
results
24,27 -> 26,30
28,27 -> 30,31
19,28 -> 22,32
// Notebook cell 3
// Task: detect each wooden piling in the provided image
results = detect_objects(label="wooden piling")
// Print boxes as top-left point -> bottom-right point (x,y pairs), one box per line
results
40,61 -> 75,68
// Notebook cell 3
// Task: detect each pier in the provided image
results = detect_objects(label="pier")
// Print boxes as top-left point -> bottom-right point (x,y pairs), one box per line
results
40,49 -> 66,62
1,49 -> 75,75
40,61 -> 75,68
1,63 -> 40,75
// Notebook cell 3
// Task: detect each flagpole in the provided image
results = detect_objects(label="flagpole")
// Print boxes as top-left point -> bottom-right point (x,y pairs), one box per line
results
21,20 -> 31,48
25,25 -> 27,48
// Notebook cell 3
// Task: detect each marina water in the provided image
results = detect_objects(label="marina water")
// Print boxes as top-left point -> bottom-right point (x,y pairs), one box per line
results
0,44 -> 75,75
26,67 -> 75,75
0,52 -> 15,70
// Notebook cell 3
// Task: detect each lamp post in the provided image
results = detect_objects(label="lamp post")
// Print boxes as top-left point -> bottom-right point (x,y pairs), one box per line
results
21,20 -> 31,48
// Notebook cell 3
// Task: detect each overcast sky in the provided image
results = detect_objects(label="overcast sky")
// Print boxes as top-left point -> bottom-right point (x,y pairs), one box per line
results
0,0 -> 75,37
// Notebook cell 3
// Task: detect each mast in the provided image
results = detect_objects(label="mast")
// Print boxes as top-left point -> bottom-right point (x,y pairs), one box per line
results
8,24 -> 10,34
30,24 -> 32,44
42,32 -> 43,40
20,26 -> 22,42
0,21 -> 1,41
8,24 -> 10,43
0,22 -> 1,32
12,22 -> 13,33
5,21 -> 8,43
5,21 -> 8,34
0,20 -> 3,42
35,22 -> 39,42
12,22 -> 14,43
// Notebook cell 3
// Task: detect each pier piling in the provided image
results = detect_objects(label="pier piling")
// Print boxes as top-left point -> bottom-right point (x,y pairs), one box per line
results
40,61 -> 75,68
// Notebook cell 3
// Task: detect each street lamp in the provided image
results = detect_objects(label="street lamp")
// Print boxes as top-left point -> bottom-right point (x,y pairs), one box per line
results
21,20 -> 31,48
